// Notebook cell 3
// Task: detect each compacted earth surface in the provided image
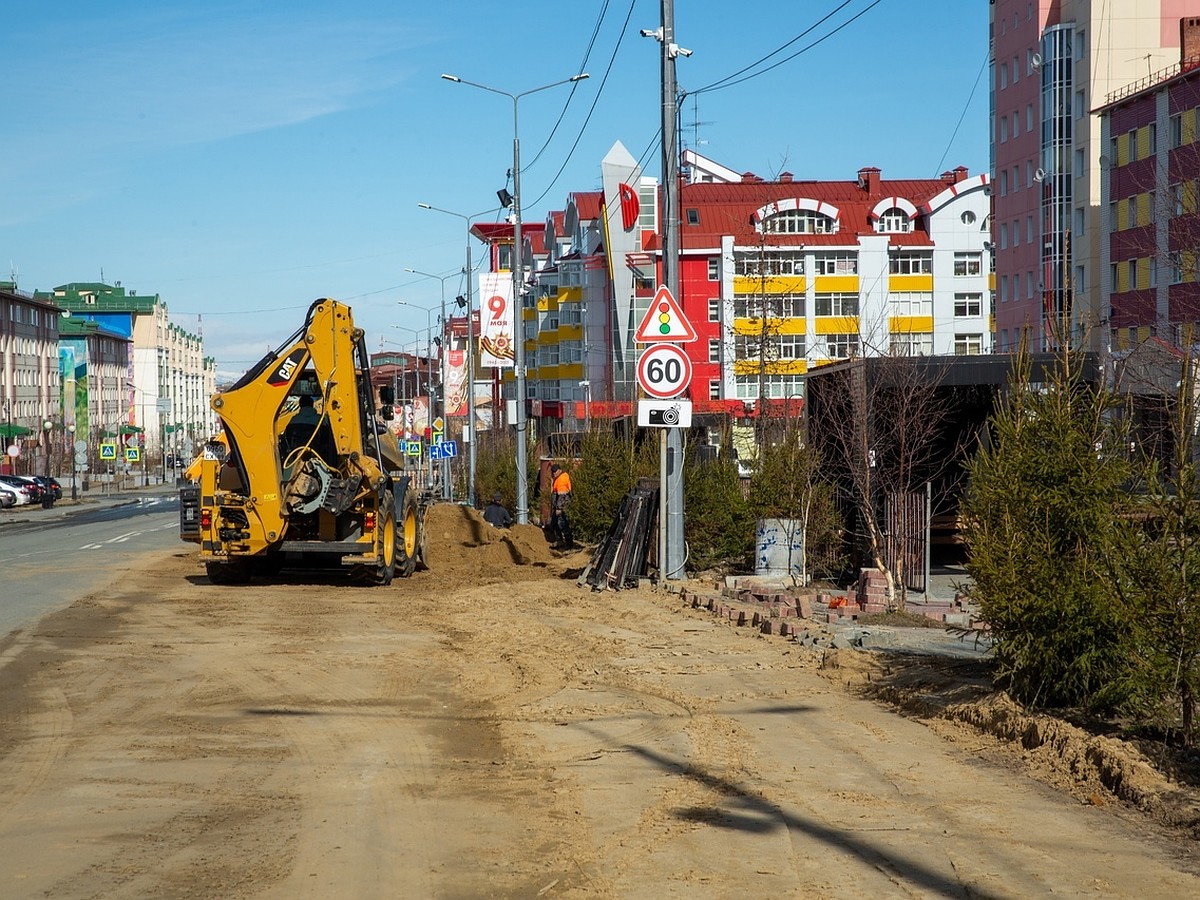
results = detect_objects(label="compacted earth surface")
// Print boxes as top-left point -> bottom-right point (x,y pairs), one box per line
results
0,502 -> 1198,898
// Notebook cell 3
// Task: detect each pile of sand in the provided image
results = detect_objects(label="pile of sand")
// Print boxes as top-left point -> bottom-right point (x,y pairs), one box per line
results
421,502 -> 557,584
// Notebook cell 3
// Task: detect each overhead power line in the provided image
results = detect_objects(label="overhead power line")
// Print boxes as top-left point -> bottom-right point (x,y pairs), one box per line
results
526,0 -> 640,210
689,0 -> 888,98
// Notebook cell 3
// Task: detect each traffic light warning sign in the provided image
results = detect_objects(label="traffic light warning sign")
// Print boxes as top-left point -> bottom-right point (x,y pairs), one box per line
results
634,285 -> 697,343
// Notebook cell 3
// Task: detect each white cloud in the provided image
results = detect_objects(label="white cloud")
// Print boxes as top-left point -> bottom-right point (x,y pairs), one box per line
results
2,6 -> 420,208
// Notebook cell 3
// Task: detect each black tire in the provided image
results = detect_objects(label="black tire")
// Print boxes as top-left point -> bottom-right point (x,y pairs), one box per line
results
206,559 -> 252,585
249,553 -> 285,577
395,488 -> 419,578
353,500 -> 396,586
414,501 -> 429,572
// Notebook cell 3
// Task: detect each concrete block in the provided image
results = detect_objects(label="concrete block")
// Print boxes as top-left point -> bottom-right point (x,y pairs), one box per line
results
797,597 -> 812,619
826,611 -> 840,624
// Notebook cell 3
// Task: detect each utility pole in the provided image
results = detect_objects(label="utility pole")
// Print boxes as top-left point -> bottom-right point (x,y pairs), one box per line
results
656,0 -> 687,579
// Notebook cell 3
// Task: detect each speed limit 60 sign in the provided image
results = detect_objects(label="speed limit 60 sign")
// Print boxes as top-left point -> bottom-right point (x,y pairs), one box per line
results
637,343 -> 692,399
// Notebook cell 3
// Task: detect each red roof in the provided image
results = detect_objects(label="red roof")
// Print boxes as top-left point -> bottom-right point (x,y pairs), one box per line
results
526,228 -> 547,255
471,222 -> 513,243
678,173 -> 964,249
569,190 -> 603,221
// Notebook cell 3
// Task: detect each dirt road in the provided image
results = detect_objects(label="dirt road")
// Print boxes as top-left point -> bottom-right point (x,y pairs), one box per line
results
0,504 -> 1196,898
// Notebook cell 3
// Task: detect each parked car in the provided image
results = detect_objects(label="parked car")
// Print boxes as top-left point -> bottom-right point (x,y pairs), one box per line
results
8,475 -> 44,502
32,476 -> 63,501
0,484 -> 16,508
0,475 -> 35,505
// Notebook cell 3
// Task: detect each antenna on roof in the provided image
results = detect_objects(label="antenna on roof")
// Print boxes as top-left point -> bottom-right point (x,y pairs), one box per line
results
684,94 -> 713,149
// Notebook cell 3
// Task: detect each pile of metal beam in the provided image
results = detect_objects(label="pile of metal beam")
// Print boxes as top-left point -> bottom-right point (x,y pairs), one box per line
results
579,478 -> 659,590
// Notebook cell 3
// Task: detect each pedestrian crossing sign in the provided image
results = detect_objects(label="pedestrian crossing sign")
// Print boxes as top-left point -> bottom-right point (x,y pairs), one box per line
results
125,447 -> 140,463
100,442 -> 117,460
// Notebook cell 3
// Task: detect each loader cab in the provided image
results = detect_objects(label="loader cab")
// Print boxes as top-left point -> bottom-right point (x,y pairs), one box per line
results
279,376 -> 337,472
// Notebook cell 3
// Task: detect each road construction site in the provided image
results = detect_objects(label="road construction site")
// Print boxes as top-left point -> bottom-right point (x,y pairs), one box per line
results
1,500 -> 1198,898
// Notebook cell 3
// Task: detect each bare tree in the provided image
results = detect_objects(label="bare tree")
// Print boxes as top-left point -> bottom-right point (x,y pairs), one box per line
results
808,350 -> 952,610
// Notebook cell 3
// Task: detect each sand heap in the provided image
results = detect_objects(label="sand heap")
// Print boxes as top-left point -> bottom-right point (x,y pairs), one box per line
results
421,502 -> 556,579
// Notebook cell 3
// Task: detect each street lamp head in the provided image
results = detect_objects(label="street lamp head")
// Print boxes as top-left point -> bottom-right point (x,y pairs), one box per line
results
417,203 -> 432,210
43,420 -> 52,431
440,74 -> 461,83
570,73 -> 590,82
497,188 -> 514,209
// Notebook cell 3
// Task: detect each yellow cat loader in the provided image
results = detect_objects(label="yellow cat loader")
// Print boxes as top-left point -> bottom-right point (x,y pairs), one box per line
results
180,298 -> 426,585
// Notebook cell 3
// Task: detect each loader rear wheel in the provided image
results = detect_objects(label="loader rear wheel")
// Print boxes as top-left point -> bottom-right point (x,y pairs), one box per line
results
353,502 -> 395,586
206,559 -> 252,585
395,488 -> 419,578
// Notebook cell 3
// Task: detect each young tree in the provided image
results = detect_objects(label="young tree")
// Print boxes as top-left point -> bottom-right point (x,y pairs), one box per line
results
1108,356 -> 1200,745
962,345 -> 1132,707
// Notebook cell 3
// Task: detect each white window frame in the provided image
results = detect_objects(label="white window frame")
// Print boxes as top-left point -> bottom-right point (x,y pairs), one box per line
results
814,292 -> 859,317
889,252 -> 932,274
778,334 -> 806,359
953,333 -> 983,355
953,252 -> 983,276
822,333 -> 860,359
890,332 -> 933,356
890,292 -> 932,316
813,253 -> 858,275
954,293 -> 983,317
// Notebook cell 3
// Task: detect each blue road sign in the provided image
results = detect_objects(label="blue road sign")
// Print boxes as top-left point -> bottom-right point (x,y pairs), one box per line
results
430,440 -> 458,461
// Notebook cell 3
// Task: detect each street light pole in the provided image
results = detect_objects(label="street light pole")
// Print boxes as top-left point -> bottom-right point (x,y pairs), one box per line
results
405,267 -> 458,501
441,71 -> 589,525
416,204 -> 501,510
68,423 -> 78,500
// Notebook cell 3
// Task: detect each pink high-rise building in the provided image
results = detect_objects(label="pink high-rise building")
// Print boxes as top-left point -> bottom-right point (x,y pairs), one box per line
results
990,0 -> 1196,352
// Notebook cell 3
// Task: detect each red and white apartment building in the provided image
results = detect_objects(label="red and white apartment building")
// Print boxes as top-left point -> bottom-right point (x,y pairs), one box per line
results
466,143 -> 992,435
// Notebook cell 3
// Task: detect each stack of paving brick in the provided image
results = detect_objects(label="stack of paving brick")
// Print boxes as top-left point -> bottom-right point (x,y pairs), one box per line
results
816,592 -> 857,625
855,569 -> 890,615
906,595 -> 974,626
680,586 -> 813,637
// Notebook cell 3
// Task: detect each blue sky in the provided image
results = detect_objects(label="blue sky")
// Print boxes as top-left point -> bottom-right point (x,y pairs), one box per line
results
2,1 -> 991,379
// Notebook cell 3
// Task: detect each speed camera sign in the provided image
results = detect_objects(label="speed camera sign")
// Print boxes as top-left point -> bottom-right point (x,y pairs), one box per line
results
637,343 -> 692,399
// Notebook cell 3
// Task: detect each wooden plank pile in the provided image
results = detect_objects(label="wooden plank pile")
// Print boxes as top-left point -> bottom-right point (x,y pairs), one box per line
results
579,478 -> 659,590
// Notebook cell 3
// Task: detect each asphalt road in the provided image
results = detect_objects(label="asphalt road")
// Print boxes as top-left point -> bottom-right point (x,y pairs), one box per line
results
0,487 -> 182,637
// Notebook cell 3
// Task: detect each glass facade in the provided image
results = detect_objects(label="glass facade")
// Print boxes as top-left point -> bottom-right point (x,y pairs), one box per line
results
1040,23 -> 1075,344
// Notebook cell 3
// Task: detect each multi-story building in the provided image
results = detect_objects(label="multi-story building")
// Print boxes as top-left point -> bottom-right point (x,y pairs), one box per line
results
472,142 -> 661,432
58,315 -> 134,476
467,148 -> 991,433
677,155 -> 993,405
990,0 -> 1190,352
38,282 -> 216,461
1097,17 -> 1200,350
0,283 -> 64,474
